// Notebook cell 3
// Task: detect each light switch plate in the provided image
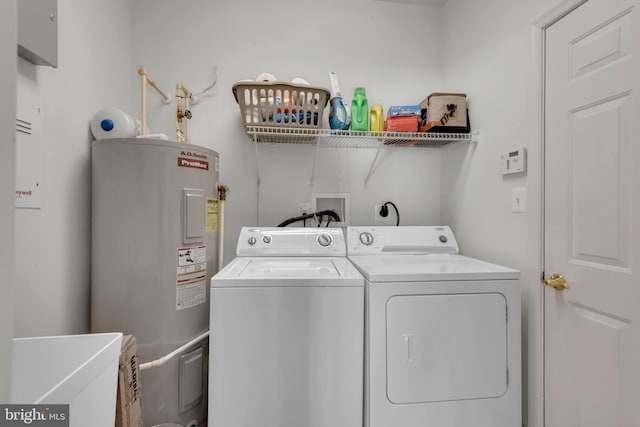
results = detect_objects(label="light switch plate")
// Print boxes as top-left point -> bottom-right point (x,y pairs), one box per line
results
512,187 -> 527,213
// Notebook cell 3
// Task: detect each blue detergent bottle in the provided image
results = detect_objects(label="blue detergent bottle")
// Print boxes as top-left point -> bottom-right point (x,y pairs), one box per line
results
351,87 -> 368,131
328,72 -> 350,130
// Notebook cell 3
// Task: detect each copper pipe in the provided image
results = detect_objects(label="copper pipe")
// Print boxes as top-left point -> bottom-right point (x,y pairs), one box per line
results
176,82 -> 184,142
185,91 -> 191,143
176,82 -> 192,143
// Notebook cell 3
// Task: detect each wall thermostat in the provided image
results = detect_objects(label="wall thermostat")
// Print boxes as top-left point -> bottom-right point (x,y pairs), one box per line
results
500,147 -> 527,175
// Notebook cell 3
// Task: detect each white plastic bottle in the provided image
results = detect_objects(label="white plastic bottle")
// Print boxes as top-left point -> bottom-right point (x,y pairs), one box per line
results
90,108 -> 142,139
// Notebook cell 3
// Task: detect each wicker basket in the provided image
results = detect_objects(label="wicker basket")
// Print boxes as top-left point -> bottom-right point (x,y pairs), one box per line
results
232,81 -> 330,130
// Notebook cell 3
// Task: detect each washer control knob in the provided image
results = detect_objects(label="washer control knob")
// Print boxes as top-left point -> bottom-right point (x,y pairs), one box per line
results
359,232 -> 374,246
439,235 -> 448,243
317,233 -> 333,247
263,235 -> 272,244
248,236 -> 257,246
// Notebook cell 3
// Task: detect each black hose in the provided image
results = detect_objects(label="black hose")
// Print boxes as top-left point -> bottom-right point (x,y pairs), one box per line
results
277,210 -> 341,227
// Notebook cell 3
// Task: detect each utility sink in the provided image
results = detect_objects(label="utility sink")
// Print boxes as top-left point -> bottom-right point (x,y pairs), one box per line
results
11,333 -> 123,427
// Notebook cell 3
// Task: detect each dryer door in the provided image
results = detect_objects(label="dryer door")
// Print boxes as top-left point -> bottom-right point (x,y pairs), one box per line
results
386,293 -> 507,403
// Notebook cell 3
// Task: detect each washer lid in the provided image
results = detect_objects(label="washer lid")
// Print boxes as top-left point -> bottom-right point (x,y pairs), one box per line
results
213,257 -> 364,287
348,253 -> 519,282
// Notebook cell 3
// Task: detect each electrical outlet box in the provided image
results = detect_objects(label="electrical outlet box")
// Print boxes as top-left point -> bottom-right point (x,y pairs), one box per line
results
374,204 -> 391,222
298,202 -> 310,215
500,147 -> 527,175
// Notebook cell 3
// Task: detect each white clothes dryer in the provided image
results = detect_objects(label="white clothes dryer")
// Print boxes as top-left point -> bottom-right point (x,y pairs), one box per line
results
347,226 -> 521,427
210,227 -> 364,427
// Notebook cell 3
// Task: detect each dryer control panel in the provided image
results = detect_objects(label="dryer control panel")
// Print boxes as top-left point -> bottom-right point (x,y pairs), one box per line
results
347,226 -> 459,255
237,227 -> 346,257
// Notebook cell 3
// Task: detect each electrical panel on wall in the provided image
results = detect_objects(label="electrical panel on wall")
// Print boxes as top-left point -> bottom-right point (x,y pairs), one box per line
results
15,73 -> 44,209
18,0 -> 58,67
500,147 -> 527,175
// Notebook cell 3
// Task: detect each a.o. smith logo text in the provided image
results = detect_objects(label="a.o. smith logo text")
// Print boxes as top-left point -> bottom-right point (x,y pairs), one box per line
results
1,405 -> 68,426
180,150 -> 208,160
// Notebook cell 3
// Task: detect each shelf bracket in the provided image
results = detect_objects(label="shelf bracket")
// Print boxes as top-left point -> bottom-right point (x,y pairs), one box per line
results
253,135 -> 261,188
253,135 -> 263,225
471,131 -> 480,143
364,147 -> 385,186
310,136 -> 321,186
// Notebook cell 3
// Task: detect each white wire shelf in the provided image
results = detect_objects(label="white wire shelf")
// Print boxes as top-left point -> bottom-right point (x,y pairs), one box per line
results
245,126 -> 478,148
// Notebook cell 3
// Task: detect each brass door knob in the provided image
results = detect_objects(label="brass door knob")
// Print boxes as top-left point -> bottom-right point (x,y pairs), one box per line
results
543,274 -> 569,291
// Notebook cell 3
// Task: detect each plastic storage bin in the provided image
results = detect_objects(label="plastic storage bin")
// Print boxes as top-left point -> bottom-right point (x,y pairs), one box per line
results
233,81 -> 330,130
11,333 -> 123,427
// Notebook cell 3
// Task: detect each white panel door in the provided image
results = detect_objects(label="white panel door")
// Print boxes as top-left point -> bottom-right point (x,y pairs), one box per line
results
544,0 -> 640,426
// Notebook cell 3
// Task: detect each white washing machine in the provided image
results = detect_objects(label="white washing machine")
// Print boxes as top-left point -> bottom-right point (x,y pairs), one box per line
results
347,226 -> 521,427
210,227 -> 364,427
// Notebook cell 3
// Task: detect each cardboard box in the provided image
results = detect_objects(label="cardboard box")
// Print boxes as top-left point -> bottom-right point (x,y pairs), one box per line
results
386,116 -> 419,132
387,105 -> 422,118
115,335 -> 143,427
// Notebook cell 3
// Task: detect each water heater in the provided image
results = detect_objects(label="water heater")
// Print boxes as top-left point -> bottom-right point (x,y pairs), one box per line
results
91,138 -> 219,427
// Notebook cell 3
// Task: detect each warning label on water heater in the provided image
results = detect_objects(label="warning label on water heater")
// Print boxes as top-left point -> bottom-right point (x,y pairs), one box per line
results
206,198 -> 218,232
176,246 -> 207,310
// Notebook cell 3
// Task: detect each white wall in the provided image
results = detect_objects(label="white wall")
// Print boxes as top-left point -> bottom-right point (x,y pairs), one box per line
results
439,1 -> 558,425
7,0 -> 446,339
132,0 -> 444,264
0,0 -> 17,401
3,0 -> 563,417
14,0 -> 137,337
